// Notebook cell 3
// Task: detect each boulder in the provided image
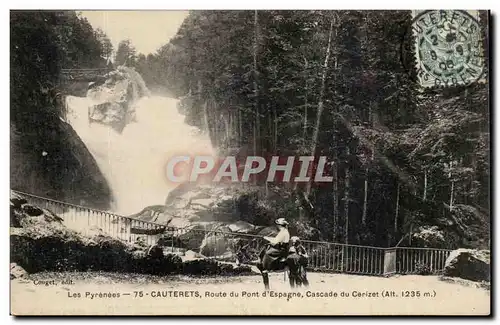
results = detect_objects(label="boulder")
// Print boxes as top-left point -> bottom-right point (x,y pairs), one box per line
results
175,224 -> 207,251
199,232 -> 231,257
184,250 -> 202,260
256,226 -> 279,237
411,226 -> 447,248
444,249 -> 490,282
10,192 -> 27,209
227,220 -> 256,234
21,204 -> 44,216
128,205 -> 173,224
86,67 -> 148,133
89,101 -> 129,132
10,263 -> 28,279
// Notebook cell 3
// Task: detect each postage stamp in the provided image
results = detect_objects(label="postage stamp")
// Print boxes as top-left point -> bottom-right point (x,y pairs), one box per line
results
410,10 -> 487,88
9,10 -> 490,316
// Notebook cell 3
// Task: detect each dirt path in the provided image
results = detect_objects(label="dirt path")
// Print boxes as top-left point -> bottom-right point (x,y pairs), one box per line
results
11,271 -> 490,316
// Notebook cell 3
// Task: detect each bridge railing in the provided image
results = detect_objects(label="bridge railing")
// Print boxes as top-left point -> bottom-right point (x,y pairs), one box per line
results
11,190 -> 452,276
12,190 -> 166,246
59,68 -> 114,82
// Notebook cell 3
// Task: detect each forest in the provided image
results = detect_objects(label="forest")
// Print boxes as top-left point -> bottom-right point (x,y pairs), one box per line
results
10,10 -> 490,249
132,10 -> 490,248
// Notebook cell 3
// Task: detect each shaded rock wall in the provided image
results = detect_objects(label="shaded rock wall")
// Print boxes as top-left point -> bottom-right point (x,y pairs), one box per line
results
10,115 -> 113,210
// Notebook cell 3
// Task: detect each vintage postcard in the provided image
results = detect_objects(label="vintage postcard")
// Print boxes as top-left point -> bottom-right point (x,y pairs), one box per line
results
10,10 -> 490,316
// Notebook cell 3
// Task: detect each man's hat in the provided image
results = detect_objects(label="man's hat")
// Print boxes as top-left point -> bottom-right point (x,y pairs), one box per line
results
291,236 -> 300,243
275,218 -> 289,226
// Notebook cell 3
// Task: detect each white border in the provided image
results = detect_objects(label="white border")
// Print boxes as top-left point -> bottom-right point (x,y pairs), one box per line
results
1,1 -> 498,323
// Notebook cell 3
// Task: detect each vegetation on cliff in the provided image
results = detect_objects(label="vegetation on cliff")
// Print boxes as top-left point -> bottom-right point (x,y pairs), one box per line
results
10,11 -> 114,209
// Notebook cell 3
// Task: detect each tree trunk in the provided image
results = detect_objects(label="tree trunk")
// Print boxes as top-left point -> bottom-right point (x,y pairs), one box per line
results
450,180 -> 455,211
344,147 -> 350,245
394,180 -> 400,232
306,18 -> 335,196
238,108 -> 243,147
423,168 -> 428,201
203,101 -> 212,142
253,10 -> 260,158
362,165 -> 368,226
303,56 -> 309,139
223,114 -> 230,142
273,106 -> 278,152
267,103 -> 272,152
333,160 -> 338,241
213,101 -> 219,148
449,160 -> 454,211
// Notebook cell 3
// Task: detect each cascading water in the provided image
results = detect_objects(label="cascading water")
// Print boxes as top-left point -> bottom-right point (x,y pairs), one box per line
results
65,74 -> 215,215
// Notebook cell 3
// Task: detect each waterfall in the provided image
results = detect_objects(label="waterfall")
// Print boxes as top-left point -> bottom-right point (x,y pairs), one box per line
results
65,71 -> 215,215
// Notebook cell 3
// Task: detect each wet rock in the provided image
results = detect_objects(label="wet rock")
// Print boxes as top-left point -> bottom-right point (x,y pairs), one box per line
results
444,249 -> 490,282
87,66 -> 148,133
89,101 -> 129,132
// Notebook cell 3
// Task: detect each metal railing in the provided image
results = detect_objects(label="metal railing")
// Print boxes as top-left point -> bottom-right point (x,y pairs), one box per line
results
12,190 -> 165,246
11,190 -> 452,276
395,247 -> 452,274
59,68 -> 113,82
302,241 -> 387,275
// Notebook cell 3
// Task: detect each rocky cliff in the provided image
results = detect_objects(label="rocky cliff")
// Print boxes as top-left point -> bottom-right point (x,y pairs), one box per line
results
87,66 -> 150,133
10,115 -> 113,210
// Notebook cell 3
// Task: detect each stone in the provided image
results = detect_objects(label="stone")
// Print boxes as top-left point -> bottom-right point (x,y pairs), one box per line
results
21,204 -> 44,216
184,250 -> 201,260
10,263 -> 28,279
86,66 -> 148,133
444,249 -> 490,282
10,192 -> 27,209
199,233 -> 230,257
227,220 -> 256,234
146,244 -> 164,259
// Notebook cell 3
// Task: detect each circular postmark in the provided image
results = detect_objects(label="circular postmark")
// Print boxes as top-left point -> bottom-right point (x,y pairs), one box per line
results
403,10 -> 486,89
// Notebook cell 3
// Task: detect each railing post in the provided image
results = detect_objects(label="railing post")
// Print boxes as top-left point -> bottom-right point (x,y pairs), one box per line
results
341,245 -> 345,273
383,248 -> 397,276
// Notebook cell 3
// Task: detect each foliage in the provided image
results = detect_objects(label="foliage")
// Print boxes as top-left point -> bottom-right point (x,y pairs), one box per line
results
10,10 -> 113,208
131,10 -> 489,247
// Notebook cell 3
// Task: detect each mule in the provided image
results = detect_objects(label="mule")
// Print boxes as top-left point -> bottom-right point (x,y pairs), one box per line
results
256,243 -> 306,291
286,253 -> 309,288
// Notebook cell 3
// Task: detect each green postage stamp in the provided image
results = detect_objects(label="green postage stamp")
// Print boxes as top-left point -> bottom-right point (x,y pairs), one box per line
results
411,10 -> 486,88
